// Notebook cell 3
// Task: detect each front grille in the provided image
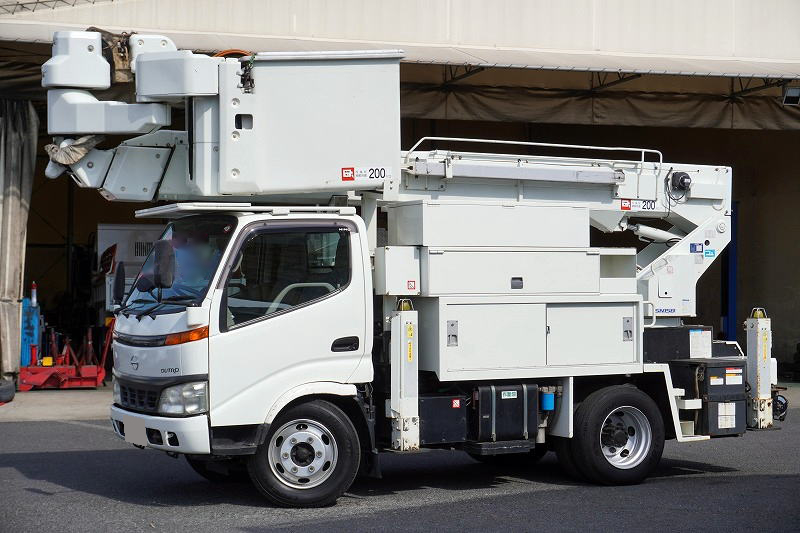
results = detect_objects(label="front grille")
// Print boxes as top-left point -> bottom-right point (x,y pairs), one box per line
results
119,384 -> 159,412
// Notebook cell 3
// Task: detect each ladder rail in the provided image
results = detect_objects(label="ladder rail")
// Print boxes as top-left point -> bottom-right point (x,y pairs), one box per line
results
404,136 -> 664,169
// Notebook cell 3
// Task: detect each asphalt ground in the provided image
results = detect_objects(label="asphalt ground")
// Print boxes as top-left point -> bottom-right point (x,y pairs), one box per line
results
1,407 -> 798,532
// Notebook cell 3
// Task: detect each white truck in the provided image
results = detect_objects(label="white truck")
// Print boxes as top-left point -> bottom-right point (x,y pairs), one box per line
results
42,31 -> 787,507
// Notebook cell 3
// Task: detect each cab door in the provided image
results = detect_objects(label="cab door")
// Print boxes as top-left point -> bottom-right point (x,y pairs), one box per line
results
207,221 -> 369,427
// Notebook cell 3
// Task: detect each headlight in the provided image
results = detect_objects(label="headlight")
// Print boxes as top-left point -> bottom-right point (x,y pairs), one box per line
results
158,381 -> 208,416
112,376 -> 121,405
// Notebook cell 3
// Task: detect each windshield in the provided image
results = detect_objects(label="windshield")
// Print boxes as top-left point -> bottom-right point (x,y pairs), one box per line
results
122,215 -> 237,315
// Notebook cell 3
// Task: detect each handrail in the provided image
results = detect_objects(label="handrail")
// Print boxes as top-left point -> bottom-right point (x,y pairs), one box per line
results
404,136 -> 663,168
643,301 -> 658,328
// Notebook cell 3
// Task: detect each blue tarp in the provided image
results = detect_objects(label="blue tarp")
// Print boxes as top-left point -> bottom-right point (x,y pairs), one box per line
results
19,298 -> 39,367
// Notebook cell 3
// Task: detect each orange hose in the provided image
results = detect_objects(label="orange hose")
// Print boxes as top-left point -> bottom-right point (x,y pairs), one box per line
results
213,49 -> 253,58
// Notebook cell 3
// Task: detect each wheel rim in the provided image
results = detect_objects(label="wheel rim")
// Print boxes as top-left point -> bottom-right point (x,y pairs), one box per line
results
599,405 -> 652,470
268,418 -> 338,489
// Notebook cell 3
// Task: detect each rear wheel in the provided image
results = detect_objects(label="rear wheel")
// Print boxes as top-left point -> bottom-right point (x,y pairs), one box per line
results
553,436 -> 584,481
248,400 -> 360,507
570,385 -> 665,485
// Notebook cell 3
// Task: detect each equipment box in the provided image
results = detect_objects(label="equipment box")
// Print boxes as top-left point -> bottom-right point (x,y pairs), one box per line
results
644,326 -> 713,362
474,384 -> 538,442
419,394 -> 468,445
699,400 -> 746,436
669,357 -> 746,437
669,357 -> 746,401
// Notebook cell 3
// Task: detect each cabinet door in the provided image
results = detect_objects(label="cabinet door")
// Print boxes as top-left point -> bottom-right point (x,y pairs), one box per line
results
546,303 -> 636,366
443,302 -> 547,370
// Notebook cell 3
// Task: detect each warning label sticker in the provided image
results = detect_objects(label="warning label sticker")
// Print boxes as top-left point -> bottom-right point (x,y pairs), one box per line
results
718,402 -> 736,429
725,367 -> 743,385
689,329 -> 712,358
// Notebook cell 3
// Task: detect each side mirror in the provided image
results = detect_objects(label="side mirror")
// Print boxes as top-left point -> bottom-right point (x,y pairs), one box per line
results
153,239 -> 175,289
112,262 -> 126,305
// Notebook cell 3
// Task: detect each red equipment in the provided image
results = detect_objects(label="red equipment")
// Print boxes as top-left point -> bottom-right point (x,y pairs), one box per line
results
17,322 -> 113,391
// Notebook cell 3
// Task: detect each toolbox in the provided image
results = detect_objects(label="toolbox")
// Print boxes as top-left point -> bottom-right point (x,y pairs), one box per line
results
419,394 -> 468,444
474,384 -> 538,441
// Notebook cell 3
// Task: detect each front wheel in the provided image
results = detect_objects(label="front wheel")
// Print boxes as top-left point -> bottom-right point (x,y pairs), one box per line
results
569,385 -> 665,485
248,400 -> 360,507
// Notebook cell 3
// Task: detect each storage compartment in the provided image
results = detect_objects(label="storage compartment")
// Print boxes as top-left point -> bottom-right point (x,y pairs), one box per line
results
644,326 -> 713,362
546,302 -> 638,366
699,400 -> 746,436
416,298 -> 548,378
599,249 -> 637,294
387,201 -> 589,247
419,394 -> 468,445
474,384 -> 538,441
374,246 -> 420,295
421,248 -> 600,295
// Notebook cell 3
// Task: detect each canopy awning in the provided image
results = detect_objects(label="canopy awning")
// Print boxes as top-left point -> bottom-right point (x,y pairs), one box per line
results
4,18 -> 800,80
4,0 -> 800,80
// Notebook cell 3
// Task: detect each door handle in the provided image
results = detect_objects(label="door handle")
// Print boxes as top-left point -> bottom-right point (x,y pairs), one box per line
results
331,336 -> 359,352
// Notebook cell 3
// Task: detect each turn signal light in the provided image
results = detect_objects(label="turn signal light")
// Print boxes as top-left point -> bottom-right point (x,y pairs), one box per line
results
164,326 -> 209,346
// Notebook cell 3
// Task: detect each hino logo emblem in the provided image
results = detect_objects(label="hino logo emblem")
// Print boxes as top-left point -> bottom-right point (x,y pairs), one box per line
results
130,355 -> 139,371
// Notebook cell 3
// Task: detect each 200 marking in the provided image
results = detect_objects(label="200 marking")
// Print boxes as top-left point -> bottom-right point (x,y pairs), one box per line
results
368,168 -> 386,179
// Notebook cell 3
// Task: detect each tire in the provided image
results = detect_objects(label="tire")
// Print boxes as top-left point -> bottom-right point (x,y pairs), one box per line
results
469,446 -> 548,466
248,400 -> 360,507
0,379 -> 15,403
570,385 -> 665,485
186,456 -> 248,483
552,436 -> 585,481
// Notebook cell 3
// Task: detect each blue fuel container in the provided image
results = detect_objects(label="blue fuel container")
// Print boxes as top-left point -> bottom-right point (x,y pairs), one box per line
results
540,391 -> 555,411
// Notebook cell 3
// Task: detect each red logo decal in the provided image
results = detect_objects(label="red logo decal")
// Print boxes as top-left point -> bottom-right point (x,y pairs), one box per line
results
451,399 -> 461,408
341,167 -> 355,181
407,280 -> 416,290
621,199 -> 631,210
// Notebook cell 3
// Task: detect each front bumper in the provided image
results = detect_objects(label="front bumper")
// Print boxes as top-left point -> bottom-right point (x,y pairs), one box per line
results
110,405 -> 211,454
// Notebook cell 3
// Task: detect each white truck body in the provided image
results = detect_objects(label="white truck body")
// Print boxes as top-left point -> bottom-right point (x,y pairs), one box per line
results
41,31 -> 786,507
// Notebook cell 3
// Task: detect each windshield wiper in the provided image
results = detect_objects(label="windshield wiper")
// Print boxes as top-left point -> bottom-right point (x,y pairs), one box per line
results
135,295 -> 198,320
115,298 -> 156,316
160,295 -> 198,303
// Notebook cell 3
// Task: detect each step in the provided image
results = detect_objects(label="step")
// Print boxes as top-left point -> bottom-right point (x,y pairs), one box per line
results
676,398 -> 702,410
462,439 -> 535,456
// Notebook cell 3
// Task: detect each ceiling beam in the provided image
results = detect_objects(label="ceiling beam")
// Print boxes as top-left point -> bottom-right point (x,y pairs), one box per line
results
590,72 -> 643,92
442,65 -> 488,86
729,78 -> 789,98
